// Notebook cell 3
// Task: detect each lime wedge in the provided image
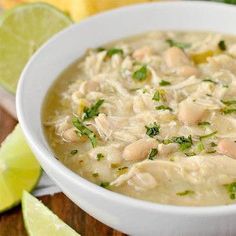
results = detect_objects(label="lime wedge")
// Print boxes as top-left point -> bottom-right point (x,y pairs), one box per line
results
22,191 -> 80,236
0,3 -> 72,93
0,125 -> 41,213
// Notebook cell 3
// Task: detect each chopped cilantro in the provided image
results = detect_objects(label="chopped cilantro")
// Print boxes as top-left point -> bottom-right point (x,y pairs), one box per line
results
159,80 -> 171,86
152,89 -> 166,102
145,122 -> 160,138
148,148 -> 158,160
156,105 -> 173,111
107,48 -> 123,57
97,47 -> 106,52
96,153 -> 104,161
92,173 -> 99,177
70,150 -> 78,155
72,117 -> 97,148
111,163 -> 120,168
176,190 -> 195,196
221,100 -> 236,106
117,166 -> 128,175
83,99 -> 104,120
202,79 -> 218,84
218,40 -> 227,51
132,65 -> 148,81
224,182 -> 236,200
198,121 -> 211,126
100,182 -> 110,188
166,39 -> 191,50
185,152 -> 196,157
199,131 -> 217,141
221,107 -> 236,115
206,150 -> 216,154
210,142 -> 217,147
171,136 -> 193,151
196,142 -> 205,152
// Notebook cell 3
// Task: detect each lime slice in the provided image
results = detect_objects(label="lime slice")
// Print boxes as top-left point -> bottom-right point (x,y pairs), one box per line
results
22,191 -> 80,236
0,124 -> 41,213
0,3 -> 72,93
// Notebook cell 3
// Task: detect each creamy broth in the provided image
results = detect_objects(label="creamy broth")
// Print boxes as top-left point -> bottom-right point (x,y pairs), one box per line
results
43,31 -> 236,206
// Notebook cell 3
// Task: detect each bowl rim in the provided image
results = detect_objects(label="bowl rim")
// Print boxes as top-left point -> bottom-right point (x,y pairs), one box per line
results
16,0 -> 236,216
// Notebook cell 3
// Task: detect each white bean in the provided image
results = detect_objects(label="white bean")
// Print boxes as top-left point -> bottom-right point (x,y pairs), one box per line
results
176,65 -> 199,77
164,47 -> 190,68
218,139 -> 236,159
132,46 -> 152,61
122,138 -> 158,161
158,143 -> 179,156
63,128 -> 87,143
164,47 -> 199,77
178,100 -> 206,125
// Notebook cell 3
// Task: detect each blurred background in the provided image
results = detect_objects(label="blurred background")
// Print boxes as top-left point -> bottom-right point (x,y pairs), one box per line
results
0,0 -> 235,22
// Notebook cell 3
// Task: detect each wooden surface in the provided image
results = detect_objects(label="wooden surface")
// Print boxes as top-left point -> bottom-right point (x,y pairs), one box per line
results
0,106 -> 126,236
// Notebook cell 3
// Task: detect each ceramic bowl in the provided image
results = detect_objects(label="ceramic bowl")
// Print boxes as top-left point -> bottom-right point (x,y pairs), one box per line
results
16,2 -> 236,235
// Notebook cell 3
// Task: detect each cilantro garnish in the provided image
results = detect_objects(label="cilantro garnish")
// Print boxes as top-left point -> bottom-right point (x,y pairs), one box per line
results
176,190 -> 195,196
72,117 -> 97,148
166,39 -> 191,50
156,105 -> 173,111
145,122 -> 160,138
107,48 -> 123,57
132,65 -> 148,81
152,89 -> 166,102
218,40 -> 227,51
159,80 -> 171,86
96,153 -> 105,161
224,182 -> 236,200
171,136 -> 193,151
199,131 -> 217,141
83,99 -> 104,120
148,148 -> 158,160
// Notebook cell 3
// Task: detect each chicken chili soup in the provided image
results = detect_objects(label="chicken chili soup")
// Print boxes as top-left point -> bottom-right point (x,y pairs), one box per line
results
43,31 -> 236,206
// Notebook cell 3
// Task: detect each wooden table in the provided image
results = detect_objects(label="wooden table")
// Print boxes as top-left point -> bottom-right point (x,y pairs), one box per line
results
0,106 -> 125,236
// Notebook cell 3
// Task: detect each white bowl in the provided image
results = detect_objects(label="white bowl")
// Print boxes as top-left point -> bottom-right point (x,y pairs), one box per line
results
16,2 -> 236,235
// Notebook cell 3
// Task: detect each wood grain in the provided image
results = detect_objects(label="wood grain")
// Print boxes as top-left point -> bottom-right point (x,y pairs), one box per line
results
0,106 -> 125,236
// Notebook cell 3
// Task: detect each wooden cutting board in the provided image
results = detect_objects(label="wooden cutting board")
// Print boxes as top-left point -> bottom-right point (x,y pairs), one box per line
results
0,106 -> 126,235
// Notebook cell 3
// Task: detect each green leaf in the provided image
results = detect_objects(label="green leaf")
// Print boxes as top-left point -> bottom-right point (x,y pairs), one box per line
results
152,89 -> 166,102
70,150 -> 78,155
107,48 -> 123,57
176,190 -> 195,196
97,47 -> 106,52
196,142 -> 205,152
202,78 -> 218,84
221,100 -> 236,106
159,80 -> 171,86
100,182 -> 110,188
221,108 -> 236,114
218,40 -> 227,51
224,182 -> 236,200
132,65 -> 148,81
83,99 -> 104,120
156,105 -> 173,111
199,131 -> 217,141
96,153 -> 104,161
148,148 -> 158,160
166,39 -> 191,50
185,152 -> 196,157
72,117 -> 97,148
145,122 -> 160,138
198,121 -> 211,127
171,136 -> 193,151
